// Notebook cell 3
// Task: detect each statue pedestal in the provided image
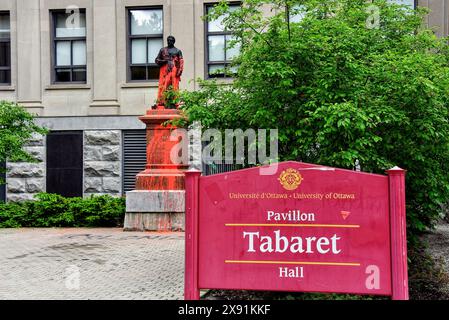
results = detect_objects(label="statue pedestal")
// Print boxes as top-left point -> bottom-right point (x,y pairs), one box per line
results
124,108 -> 188,231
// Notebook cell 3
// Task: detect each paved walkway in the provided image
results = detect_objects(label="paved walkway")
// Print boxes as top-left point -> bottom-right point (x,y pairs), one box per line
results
0,228 -> 184,300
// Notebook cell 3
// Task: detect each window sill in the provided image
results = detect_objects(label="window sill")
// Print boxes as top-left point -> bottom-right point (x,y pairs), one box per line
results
45,84 -> 91,90
0,85 -> 15,91
202,78 -> 234,85
121,82 -> 159,89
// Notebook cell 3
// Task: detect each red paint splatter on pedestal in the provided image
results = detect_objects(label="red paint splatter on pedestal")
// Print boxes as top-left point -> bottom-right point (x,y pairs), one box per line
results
135,108 -> 188,191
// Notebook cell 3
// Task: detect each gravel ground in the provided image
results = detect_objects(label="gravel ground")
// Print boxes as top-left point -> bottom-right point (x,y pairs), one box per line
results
422,222 -> 449,296
424,223 -> 449,268
425,223 -> 449,261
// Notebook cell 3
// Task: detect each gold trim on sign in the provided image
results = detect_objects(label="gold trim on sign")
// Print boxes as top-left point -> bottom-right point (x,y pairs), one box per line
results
224,260 -> 361,267
225,223 -> 360,228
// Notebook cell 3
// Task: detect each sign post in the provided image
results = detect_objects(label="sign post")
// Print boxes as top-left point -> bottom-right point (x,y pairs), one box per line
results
185,169 -> 201,300
387,167 -> 408,300
185,162 -> 408,300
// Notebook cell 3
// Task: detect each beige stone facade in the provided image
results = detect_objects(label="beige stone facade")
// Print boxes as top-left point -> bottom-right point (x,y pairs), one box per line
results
0,0 -> 229,117
0,0 -> 223,201
0,0 -> 447,202
421,0 -> 449,37
0,0 -> 447,117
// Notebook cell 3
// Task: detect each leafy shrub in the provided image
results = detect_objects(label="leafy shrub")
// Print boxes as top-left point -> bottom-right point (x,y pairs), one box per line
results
0,100 -> 48,184
180,0 -> 449,240
0,202 -> 29,228
0,101 -> 47,164
0,193 -> 125,228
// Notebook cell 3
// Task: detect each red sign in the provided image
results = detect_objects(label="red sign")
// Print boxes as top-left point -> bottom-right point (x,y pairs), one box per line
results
184,161 -> 408,300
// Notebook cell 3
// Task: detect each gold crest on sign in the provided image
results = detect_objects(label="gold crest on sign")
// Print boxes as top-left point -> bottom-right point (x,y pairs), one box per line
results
278,168 -> 303,191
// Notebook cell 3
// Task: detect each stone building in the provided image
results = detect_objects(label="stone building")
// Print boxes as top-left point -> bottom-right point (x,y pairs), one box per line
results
0,0 -> 447,202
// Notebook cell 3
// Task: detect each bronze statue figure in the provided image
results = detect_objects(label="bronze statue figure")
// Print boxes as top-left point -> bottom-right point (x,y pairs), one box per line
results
155,36 -> 184,108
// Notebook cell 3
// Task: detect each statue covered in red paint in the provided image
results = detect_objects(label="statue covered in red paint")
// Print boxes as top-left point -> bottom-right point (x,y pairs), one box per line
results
155,36 -> 184,108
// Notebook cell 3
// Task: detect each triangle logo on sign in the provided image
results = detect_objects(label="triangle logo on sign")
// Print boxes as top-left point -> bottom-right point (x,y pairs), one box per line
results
341,211 -> 350,220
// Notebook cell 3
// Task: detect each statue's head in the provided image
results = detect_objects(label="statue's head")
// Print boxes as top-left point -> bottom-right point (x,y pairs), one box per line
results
167,36 -> 176,48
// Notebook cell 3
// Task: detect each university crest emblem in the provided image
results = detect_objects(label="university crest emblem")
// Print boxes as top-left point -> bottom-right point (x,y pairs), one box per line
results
278,168 -> 303,191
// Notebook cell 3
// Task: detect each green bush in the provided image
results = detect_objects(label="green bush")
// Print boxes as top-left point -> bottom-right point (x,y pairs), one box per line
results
180,0 -> 449,240
0,101 -> 47,164
0,193 -> 125,228
1,100 -> 48,184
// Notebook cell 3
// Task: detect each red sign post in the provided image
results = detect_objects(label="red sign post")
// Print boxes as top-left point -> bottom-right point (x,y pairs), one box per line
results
185,161 -> 408,300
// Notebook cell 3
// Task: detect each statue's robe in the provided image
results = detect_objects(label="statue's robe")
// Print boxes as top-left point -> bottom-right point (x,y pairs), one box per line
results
155,47 -> 184,107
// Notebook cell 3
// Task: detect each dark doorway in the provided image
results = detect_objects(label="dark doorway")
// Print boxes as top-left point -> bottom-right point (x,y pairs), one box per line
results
0,162 -> 5,202
46,131 -> 83,197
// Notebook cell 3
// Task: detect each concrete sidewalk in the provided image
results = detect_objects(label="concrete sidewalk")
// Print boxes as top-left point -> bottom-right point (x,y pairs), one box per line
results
0,228 -> 184,300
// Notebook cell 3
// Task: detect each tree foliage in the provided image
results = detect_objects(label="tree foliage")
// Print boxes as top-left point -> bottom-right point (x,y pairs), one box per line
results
180,0 -> 449,235
0,100 -> 47,164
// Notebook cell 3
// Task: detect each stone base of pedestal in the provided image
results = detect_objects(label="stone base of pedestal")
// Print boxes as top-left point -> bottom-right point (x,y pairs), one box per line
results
124,212 -> 184,231
124,190 -> 185,231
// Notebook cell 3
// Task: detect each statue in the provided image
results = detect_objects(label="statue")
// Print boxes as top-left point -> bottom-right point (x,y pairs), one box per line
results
155,36 -> 184,109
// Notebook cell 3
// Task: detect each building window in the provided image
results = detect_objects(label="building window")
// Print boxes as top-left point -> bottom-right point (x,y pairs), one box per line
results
127,7 -> 163,81
288,5 -> 306,23
205,3 -> 241,78
51,10 -> 87,83
389,0 -> 416,9
0,12 -> 11,85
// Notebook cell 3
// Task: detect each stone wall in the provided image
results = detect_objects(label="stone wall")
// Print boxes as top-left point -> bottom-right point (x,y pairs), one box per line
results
5,126 -> 198,203
6,134 -> 46,202
84,130 -> 122,197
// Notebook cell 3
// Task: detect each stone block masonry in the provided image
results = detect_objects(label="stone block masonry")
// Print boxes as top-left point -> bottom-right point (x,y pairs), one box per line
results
4,124 -> 198,206
83,130 -> 122,197
6,134 -> 46,202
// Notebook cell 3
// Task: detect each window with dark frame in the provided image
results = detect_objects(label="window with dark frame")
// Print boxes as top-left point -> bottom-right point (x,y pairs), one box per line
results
205,3 -> 241,78
288,4 -> 306,23
0,12 -> 11,85
127,7 -> 163,82
51,10 -> 87,83
369,0 -> 416,9
288,1 -> 416,24
389,0 -> 416,9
